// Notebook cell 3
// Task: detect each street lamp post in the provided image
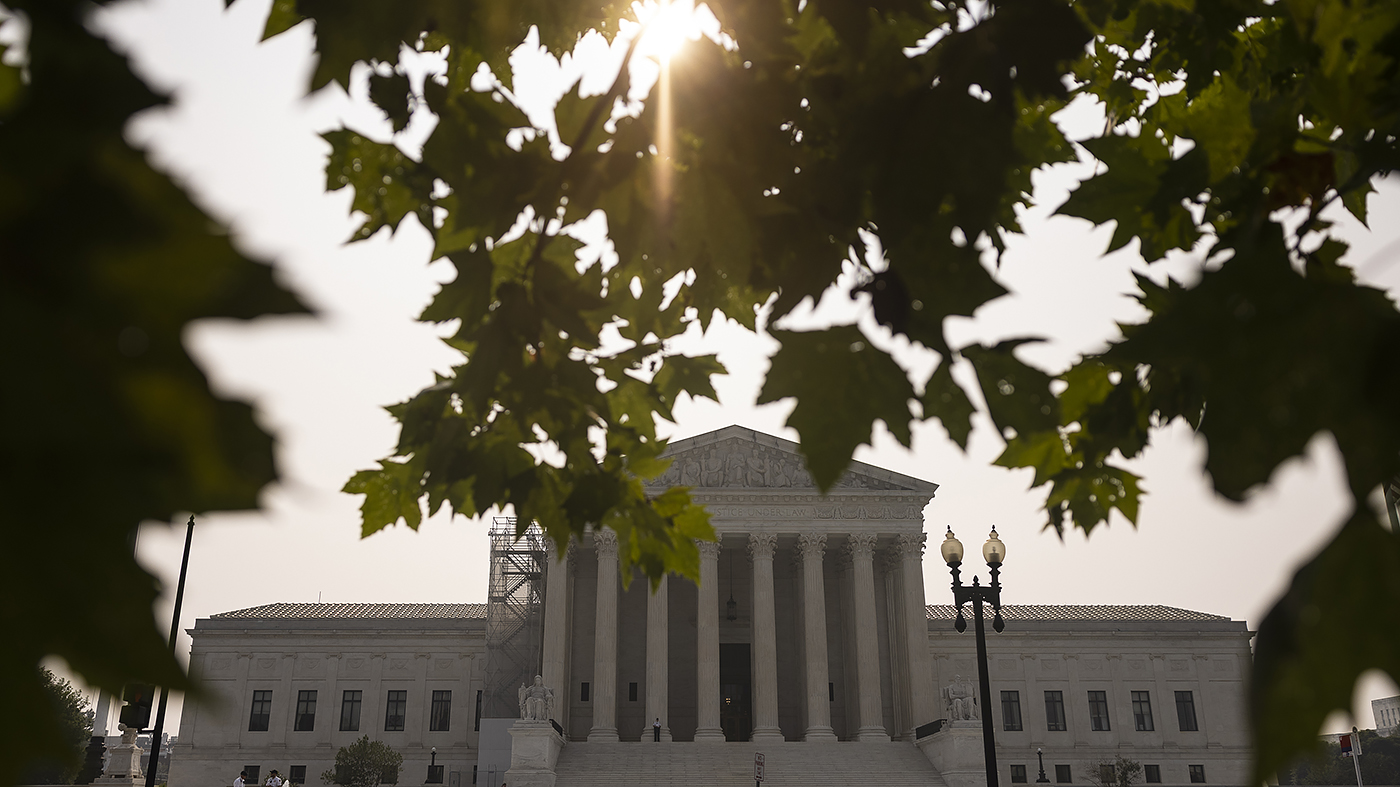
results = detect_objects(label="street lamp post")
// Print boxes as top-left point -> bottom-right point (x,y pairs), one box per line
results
940,526 -> 1007,787
1036,747 -> 1050,783
145,515 -> 197,787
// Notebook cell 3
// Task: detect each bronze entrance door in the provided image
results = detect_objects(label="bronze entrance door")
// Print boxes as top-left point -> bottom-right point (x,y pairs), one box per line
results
719,643 -> 752,741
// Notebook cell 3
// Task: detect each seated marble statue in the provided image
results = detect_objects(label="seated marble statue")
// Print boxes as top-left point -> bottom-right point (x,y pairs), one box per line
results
518,675 -> 554,721
942,675 -> 980,721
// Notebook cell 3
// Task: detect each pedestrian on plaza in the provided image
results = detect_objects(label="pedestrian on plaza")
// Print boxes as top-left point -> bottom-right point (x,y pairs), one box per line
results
235,771 -> 248,787
653,717 -> 661,742
266,769 -> 283,787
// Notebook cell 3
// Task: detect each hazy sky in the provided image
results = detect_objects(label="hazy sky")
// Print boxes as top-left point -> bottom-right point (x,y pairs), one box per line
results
66,0 -> 1400,735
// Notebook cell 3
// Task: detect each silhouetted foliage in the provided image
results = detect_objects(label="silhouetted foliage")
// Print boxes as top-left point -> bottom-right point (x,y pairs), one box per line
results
321,736 -> 403,787
260,0 -> 1400,777
1,0 -> 307,782
21,669 -> 93,784
1088,755 -> 1144,787
1280,731 -> 1400,786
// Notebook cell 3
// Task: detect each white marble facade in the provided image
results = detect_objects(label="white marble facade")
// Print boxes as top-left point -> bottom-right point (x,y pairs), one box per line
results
168,606 -> 485,787
170,426 -> 1255,787
1375,695 -> 1400,737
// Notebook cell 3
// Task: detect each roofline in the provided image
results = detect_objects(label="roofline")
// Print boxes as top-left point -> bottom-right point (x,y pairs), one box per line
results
191,617 -> 485,633
654,424 -> 939,493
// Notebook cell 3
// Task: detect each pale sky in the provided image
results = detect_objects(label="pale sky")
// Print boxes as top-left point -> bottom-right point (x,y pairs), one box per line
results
61,0 -> 1400,736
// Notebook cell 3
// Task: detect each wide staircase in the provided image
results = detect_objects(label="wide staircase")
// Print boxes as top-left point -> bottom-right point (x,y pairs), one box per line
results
552,740 -> 948,787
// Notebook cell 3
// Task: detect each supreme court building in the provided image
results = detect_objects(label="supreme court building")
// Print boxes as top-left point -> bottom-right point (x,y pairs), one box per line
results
170,426 -> 1255,787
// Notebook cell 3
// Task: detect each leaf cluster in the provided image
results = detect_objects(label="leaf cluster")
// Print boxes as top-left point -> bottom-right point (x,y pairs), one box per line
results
321,736 -> 403,787
2,0 -> 308,782
262,0 -> 1400,776
19,669 -> 93,785
1087,755 -> 1144,787
1279,730 -> 1400,786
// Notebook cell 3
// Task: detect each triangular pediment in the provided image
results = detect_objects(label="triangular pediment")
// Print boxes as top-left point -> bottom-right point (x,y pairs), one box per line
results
644,425 -> 938,493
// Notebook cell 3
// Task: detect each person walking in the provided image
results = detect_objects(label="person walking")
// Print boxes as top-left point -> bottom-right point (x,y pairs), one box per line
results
652,718 -> 661,742
235,771 -> 248,787
266,769 -> 283,787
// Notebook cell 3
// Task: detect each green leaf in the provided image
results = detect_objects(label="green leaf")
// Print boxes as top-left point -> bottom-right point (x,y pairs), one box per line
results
1059,359 -> 1115,425
921,358 -> 975,450
0,44 -> 22,115
1110,221 -> 1400,501
323,129 -> 433,241
963,339 -> 1061,438
758,326 -> 916,491
343,458 -> 425,535
368,71 -> 412,133
1252,507 -> 1400,784
1045,463 -> 1143,534
653,354 -> 725,411
994,430 -> 1068,487
260,0 -> 305,41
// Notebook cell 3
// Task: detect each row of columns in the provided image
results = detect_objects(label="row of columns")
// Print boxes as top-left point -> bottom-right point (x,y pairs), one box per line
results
539,530 -> 935,742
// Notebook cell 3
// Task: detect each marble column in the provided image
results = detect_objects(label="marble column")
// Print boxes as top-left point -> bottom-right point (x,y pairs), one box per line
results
848,533 -> 890,741
694,540 -> 725,741
588,529 -> 620,742
645,573 -> 672,740
797,533 -> 837,741
898,532 -> 935,736
541,540 -> 572,726
748,533 -> 783,742
881,551 -> 909,739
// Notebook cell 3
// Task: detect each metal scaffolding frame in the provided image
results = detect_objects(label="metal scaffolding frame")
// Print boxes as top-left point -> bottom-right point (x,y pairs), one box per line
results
481,517 -> 547,718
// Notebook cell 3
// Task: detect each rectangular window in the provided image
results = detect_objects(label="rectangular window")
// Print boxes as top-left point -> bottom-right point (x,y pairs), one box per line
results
294,690 -> 317,732
385,690 -> 407,732
431,691 -> 452,732
249,691 -> 272,732
340,690 -> 362,732
1189,765 -> 1206,783
628,682 -> 638,702
1001,691 -> 1023,731
1055,765 -> 1072,783
580,682 -> 590,702
245,767 -> 261,784
474,690 -> 482,732
1088,690 -> 1111,731
289,766 -> 306,786
1010,765 -> 1028,783
1176,691 -> 1199,732
472,766 -> 477,785
427,766 -> 444,785
1044,691 -> 1067,732
1132,691 -> 1155,731
1144,765 -> 1161,783
1100,765 -> 1116,784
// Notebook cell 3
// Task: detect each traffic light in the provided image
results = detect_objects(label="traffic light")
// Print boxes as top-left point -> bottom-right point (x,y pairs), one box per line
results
119,684 -> 154,730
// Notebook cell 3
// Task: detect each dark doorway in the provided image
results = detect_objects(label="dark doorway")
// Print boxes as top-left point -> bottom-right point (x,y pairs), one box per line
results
719,643 -> 752,741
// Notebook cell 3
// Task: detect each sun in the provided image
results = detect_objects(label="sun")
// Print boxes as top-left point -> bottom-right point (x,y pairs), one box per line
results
634,0 -> 704,62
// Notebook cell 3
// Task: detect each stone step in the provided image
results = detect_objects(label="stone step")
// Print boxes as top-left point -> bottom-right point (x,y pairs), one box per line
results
552,741 -> 948,787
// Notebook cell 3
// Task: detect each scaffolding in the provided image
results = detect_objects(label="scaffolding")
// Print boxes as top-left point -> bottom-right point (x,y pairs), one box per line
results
481,517 -> 548,718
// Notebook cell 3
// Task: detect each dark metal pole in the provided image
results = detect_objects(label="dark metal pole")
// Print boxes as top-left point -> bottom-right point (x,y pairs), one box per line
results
1036,747 -> 1050,783
972,587 -> 999,787
145,515 -> 195,787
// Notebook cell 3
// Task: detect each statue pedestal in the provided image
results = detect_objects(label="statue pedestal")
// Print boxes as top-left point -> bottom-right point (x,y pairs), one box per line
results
505,720 -> 566,787
916,722 -> 987,787
93,741 -> 143,786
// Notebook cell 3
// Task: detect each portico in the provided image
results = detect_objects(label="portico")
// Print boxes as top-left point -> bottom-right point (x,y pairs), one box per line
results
546,426 -> 940,743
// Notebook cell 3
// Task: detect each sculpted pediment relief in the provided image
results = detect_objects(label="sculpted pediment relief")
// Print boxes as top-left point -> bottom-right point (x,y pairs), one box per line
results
643,426 -> 937,493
